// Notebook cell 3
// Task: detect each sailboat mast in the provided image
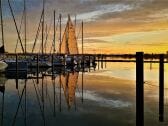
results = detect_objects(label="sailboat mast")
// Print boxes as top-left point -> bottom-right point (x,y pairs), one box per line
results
24,0 -> 27,54
8,0 -> 25,53
0,0 -> 4,48
59,14 -> 62,54
42,0 -> 45,54
53,10 -> 56,53
82,21 -> 83,55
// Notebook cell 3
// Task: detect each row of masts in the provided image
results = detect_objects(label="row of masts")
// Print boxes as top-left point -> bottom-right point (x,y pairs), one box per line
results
0,0 -> 84,55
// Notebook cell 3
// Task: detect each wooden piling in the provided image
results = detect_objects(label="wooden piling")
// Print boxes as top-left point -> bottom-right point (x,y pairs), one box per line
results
159,54 -> 164,122
89,55 -> 91,66
82,55 -> 85,70
136,52 -> 144,126
101,54 -> 103,69
98,56 -> 100,70
89,55 -> 91,72
63,55 -> 66,66
52,54 -> 54,77
105,56 -> 107,68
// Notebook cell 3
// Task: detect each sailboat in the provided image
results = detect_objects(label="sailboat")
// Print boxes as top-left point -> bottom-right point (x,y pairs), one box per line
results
0,61 -> 7,72
59,15 -> 79,66
0,0 -> 8,72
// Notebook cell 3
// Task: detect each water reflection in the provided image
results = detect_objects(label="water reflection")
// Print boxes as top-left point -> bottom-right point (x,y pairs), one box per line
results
0,61 -> 168,126
60,72 -> 78,110
0,66 -> 90,126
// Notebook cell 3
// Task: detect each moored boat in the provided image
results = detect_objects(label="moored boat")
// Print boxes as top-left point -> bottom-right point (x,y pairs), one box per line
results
0,61 -> 8,72
5,59 -> 28,71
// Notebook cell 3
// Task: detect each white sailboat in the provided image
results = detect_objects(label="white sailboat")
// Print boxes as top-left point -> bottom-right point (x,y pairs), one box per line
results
0,0 -> 8,72
0,61 -> 7,72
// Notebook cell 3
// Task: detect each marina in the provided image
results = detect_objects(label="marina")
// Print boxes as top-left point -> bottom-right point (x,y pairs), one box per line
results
0,0 -> 168,126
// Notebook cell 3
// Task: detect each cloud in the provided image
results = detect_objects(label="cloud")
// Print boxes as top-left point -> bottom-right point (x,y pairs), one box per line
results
2,0 -> 168,53
85,29 -> 168,45
76,3 -> 135,22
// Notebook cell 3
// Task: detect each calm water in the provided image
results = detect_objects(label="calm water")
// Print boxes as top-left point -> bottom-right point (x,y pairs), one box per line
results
0,62 -> 168,126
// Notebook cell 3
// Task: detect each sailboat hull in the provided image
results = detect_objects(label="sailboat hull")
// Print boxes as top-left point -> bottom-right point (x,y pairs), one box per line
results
0,61 -> 8,72
5,60 -> 28,71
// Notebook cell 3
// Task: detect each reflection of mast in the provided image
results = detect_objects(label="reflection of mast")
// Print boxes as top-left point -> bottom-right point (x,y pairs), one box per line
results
53,77 -> 56,116
61,72 -> 78,109
24,79 -> 27,126
0,74 -> 6,126
82,71 -> 84,103
12,81 -> 26,126
59,76 -> 62,111
1,89 -> 4,126
42,75 -> 45,125
32,79 -> 45,125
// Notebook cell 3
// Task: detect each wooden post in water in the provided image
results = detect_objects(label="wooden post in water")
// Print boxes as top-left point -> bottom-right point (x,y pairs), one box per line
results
88,55 -> 91,72
63,54 -> 66,67
101,54 -> 103,69
52,54 -> 54,77
105,56 -> 107,68
159,54 -> 164,122
136,52 -> 144,126
98,56 -> 100,70
89,55 -> 91,66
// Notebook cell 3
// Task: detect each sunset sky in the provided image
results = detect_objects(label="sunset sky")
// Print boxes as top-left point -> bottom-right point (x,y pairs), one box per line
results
1,0 -> 168,54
